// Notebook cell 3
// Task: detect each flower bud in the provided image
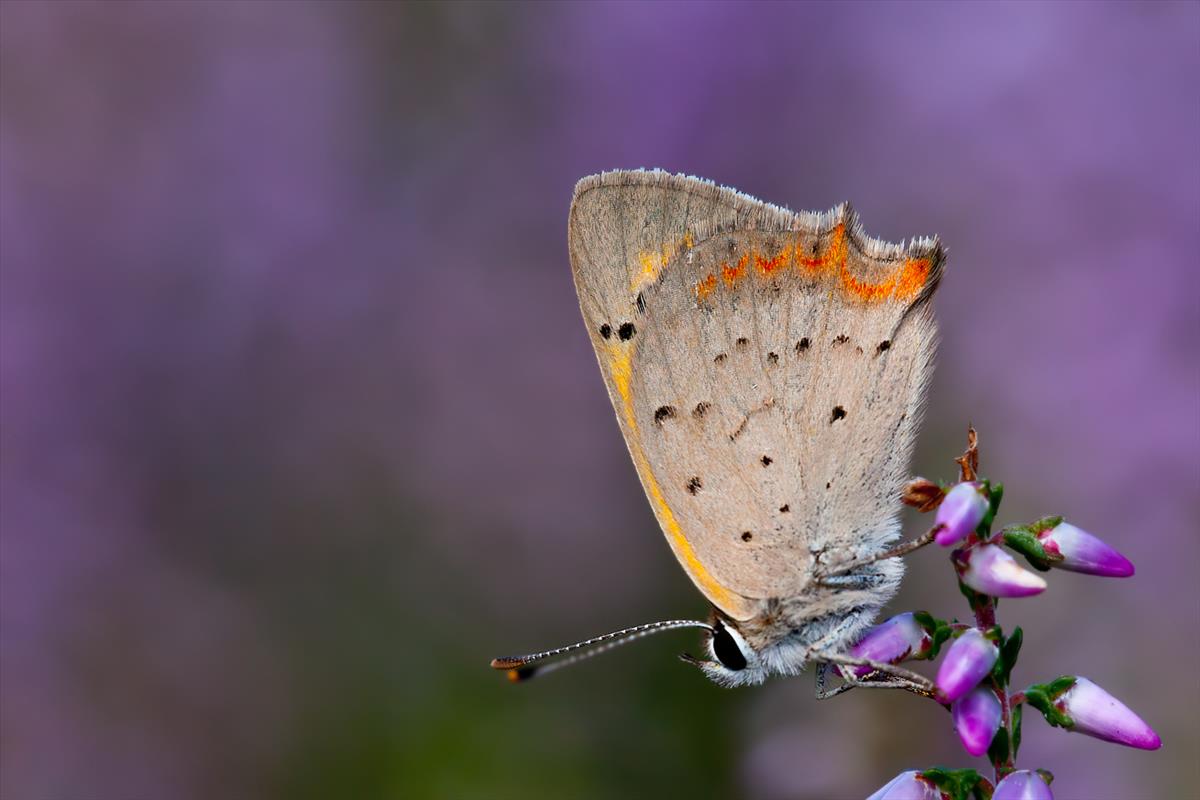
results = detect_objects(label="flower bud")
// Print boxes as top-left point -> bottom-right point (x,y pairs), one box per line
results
1054,677 -> 1161,750
958,544 -> 1047,598
865,770 -> 946,800
1037,522 -> 1134,577
994,770 -> 1053,800
844,612 -> 934,678
934,482 -> 989,546
935,628 -> 999,703
952,685 -> 1002,756
902,477 -> 944,512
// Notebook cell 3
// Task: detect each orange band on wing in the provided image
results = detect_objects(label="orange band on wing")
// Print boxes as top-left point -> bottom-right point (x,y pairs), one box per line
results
692,223 -> 930,305
722,254 -> 748,286
799,222 -> 847,271
841,256 -> 931,303
755,247 -> 793,276
694,273 -> 717,302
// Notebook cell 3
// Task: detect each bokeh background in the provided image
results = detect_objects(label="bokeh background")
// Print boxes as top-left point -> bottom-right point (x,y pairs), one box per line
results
2,2 -> 1198,798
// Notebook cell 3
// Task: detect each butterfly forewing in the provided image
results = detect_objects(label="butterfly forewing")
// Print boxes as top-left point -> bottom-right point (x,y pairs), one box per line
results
568,170 -> 942,621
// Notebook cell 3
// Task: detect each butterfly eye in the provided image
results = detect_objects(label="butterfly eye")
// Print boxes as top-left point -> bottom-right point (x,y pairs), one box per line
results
712,623 -> 748,671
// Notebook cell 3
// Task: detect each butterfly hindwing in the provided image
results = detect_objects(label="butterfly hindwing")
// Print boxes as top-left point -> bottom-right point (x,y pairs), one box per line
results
568,170 -> 943,621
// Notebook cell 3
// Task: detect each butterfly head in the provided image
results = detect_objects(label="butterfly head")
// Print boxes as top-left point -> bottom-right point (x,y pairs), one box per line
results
681,617 -> 769,687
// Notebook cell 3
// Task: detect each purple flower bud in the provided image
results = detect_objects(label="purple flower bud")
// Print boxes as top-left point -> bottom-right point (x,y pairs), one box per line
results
958,544 -> 1047,597
994,771 -> 1053,800
865,770 -> 946,800
1055,677 -> 1161,750
935,628 -> 999,702
934,482 -> 989,546
952,685 -> 1003,756
844,612 -> 933,678
1037,522 -> 1134,577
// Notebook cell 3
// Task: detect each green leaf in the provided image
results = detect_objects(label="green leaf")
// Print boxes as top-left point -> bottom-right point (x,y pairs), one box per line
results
1023,677 -> 1078,730
1001,527 -> 1057,571
992,627 -> 1023,686
1011,704 -> 1023,759
977,481 -> 1004,534
1043,675 -> 1078,698
1029,515 -> 1064,534
920,767 -> 989,800
911,611 -> 953,660
987,726 -> 1010,765
913,610 -> 939,631
929,622 -> 954,660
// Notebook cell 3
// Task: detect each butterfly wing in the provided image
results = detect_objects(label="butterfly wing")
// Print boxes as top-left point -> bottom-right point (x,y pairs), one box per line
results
568,170 -> 943,622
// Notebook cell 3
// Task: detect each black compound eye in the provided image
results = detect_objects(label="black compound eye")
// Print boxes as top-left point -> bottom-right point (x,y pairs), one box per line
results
712,623 -> 747,671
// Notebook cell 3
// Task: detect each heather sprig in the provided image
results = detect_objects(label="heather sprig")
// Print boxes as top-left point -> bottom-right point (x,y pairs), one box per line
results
862,429 -> 1157,800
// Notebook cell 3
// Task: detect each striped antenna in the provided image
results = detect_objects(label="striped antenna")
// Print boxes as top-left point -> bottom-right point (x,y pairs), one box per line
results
490,619 -> 713,682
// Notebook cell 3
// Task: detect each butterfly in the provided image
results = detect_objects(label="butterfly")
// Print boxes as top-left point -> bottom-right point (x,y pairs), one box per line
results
493,169 -> 944,688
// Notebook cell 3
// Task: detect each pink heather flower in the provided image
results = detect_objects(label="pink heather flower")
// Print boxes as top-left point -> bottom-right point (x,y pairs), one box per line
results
958,544 -> 1047,597
935,628 -> 999,703
934,482 -> 989,546
844,612 -> 933,678
865,770 -> 946,800
994,771 -> 1053,800
952,686 -> 1002,756
1037,522 -> 1134,577
1055,677 -> 1161,750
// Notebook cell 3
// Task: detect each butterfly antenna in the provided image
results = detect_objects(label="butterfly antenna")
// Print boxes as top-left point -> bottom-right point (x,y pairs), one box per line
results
490,619 -> 713,682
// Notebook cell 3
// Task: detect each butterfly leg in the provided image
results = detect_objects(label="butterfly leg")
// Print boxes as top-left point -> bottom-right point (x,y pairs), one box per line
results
816,571 -> 889,591
814,662 -> 855,700
810,651 -> 936,700
813,526 -> 937,583
804,615 -> 933,700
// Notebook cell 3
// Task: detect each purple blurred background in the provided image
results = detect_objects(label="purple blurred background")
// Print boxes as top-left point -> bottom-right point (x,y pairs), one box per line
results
2,2 -> 1197,798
